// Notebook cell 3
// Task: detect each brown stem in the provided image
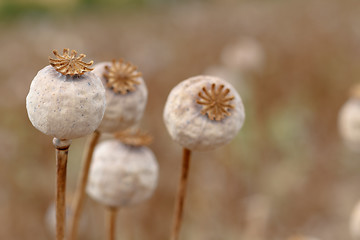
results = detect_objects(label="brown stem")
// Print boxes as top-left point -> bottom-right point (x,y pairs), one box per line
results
107,207 -> 118,240
53,138 -> 71,240
69,131 -> 100,240
170,148 -> 192,240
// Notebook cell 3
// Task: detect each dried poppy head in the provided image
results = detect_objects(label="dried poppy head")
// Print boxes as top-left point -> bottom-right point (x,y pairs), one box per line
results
163,75 -> 245,151
86,133 -> 158,207
92,60 -> 147,133
26,49 -> 106,139
338,84 -> 360,152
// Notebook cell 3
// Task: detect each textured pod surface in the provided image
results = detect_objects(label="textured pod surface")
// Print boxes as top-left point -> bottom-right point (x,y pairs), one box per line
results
163,75 -> 245,151
87,140 -> 158,207
338,98 -> 360,151
26,65 -> 106,139
92,62 -> 148,133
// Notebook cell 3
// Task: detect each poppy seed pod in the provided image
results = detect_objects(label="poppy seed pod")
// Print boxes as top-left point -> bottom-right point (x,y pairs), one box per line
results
163,75 -> 245,151
87,132 -> 158,207
92,60 -> 148,133
26,49 -> 106,139
338,85 -> 360,151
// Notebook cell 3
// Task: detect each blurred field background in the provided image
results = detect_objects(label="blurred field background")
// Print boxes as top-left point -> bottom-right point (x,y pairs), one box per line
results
1,0 -> 360,239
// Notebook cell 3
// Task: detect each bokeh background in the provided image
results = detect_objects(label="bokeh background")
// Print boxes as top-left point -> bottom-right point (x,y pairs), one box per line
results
1,0 -> 360,239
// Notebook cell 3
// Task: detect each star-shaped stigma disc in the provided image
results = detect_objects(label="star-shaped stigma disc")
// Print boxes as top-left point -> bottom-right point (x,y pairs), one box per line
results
49,48 -> 94,76
196,83 -> 235,121
103,59 -> 142,95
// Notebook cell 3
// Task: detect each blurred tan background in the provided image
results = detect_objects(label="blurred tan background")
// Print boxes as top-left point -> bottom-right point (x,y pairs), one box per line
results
1,0 -> 360,239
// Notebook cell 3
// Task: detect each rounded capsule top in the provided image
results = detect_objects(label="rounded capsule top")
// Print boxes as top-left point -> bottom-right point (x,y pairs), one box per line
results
87,131 -> 158,207
26,49 -> 106,140
163,75 -> 245,151
92,60 -> 148,133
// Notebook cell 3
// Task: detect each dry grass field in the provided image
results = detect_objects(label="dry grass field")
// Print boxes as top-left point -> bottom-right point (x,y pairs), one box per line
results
1,0 -> 360,239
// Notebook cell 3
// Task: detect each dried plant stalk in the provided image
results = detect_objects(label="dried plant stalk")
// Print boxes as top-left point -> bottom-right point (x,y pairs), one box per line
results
107,207 -> 118,240
69,131 -> 101,240
53,138 -> 71,240
170,148 -> 192,240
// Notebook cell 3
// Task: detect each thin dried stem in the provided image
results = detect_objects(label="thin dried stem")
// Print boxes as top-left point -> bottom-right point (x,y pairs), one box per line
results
107,207 -> 118,240
170,148 -> 192,240
53,138 -> 71,240
69,131 -> 101,240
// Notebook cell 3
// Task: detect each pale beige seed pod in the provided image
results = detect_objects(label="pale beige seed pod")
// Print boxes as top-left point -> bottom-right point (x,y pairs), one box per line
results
338,85 -> 360,152
163,75 -> 245,151
350,200 -> 360,239
26,49 -> 106,139
92,60 -> 148,133
86,131 -> 158,207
